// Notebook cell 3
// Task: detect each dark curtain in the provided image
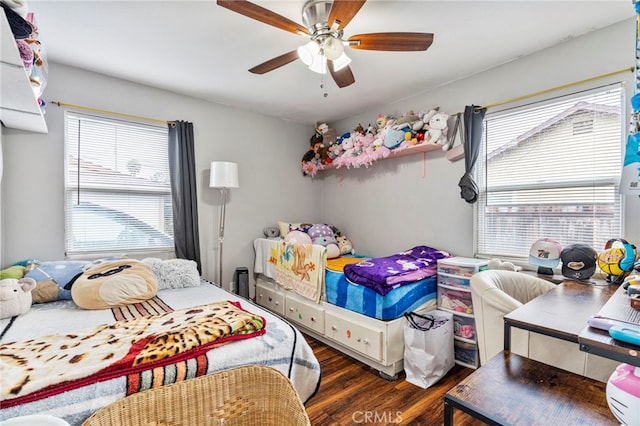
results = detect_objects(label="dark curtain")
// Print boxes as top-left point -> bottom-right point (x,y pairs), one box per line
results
168,121 -> 202,273
458,105 -> 487,204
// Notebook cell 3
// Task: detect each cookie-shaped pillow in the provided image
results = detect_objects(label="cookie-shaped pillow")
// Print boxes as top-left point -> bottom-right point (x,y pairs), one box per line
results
71,259 -> 157,310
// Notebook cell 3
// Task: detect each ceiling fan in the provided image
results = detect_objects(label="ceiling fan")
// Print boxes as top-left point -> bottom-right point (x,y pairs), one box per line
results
217,0 -> 434,88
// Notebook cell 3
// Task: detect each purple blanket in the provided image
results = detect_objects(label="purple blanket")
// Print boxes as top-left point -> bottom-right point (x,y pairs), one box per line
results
343,246 -> 450,295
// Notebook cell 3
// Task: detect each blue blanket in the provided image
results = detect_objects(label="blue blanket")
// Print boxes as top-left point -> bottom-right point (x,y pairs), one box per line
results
343,246 -> 449,295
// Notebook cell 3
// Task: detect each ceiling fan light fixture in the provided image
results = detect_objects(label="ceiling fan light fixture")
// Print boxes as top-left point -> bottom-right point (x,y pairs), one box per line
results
322,36 -> 344,60
332,52 -> 351,71
308,54 -> 327,74
297,41 -> 319,66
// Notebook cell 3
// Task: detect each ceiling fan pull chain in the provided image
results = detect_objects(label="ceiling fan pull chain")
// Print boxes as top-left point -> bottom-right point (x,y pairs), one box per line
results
321,71 -> 328,98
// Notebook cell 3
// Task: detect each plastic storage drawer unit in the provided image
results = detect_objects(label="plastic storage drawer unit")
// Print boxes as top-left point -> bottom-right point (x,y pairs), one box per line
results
437,257 -> 489,277
454,339 -> 479,368
438,285 -> 473,315
438,272 -> 470,288
453,314 -> 476,341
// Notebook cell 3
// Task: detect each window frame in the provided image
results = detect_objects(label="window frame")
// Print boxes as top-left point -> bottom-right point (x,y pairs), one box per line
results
63,110 -> 175,259
473,82 -> 626,264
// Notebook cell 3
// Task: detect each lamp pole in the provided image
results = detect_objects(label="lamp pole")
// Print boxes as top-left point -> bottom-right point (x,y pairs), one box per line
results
217,187 -> 228,287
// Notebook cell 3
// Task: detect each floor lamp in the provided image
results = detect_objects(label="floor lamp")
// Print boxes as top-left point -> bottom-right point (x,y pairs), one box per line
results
209,161 -> 239,287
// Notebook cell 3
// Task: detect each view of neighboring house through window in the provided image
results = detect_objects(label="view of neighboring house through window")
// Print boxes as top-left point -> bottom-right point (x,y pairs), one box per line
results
475,83 -> 624,261
64,111 -> 174,257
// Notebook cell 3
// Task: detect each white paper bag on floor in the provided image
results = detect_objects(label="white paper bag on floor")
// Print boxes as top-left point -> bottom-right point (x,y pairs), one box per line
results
403,310 -> 455,388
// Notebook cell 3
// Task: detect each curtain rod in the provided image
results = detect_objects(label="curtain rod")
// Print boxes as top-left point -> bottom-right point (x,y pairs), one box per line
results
53,67 -> 632,122
452,67 -> 634,115
50,101 -> 173,125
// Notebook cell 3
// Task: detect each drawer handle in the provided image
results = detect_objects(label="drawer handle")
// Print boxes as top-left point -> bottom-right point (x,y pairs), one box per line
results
275,301 -> 279,305
357,338 -> 369,345
331,326 -> 337,331
289,308 -> 294,312
310,316 -> 316,322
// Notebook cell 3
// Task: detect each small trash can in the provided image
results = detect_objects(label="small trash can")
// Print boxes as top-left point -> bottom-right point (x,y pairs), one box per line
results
234,267 -> 249,298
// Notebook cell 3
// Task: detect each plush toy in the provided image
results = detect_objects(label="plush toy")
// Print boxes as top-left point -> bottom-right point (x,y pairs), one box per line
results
71,259 -> 158,310
302,132 -> 325,176
392,110 -> 421,130
317,122 -> 337,148
284,230 -> 312,245
412,108 -> 440,132
336,236 -> 355,255
263,225 -> 280,239
487,258 -> 520,272
423,112 -> 449,146
0,277 -> 37,319
307,224 -> 340,258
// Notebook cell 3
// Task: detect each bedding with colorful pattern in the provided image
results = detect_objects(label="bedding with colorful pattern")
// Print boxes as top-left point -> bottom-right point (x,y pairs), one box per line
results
0,282 -> 321,425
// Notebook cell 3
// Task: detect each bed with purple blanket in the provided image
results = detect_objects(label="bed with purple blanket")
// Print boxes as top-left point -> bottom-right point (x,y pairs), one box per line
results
254,238 -> 449,321
325,246 -> 449,320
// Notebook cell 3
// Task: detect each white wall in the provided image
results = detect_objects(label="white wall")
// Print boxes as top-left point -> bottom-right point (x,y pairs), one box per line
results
322,18 -> 640,259
2,18 -> 638,285
0,63 -> 321,288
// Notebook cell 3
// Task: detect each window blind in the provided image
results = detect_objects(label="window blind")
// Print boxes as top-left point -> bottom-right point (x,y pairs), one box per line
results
475,83 -> 624,260
64,112 -> 174,256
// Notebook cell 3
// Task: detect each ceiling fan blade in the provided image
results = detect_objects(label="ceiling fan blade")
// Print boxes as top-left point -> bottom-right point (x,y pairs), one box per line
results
217,0 -> 309,35
348,32 -> 434,51
328,61 -> 355,88
327,0 -> 366,30
249,50 -> 299,74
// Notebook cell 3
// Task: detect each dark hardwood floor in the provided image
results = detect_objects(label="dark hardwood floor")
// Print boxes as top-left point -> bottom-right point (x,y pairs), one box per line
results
303,334 -> 485,425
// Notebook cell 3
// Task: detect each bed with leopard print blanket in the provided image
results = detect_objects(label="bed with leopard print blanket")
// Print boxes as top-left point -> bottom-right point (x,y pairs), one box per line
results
0,281 -> 321,425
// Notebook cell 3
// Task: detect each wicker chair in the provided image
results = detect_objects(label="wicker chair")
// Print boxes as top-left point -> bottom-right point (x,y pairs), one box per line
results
82,365 -> 311,426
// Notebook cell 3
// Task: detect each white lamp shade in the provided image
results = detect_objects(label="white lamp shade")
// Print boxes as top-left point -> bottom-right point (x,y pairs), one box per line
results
297,41 -> 318,66
308,55 -> 327,74
209,161 -> 239,188
331,52 -> 351,71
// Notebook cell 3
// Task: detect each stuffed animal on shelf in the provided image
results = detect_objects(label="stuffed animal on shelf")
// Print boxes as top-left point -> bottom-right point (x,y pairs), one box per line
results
0,277 -> 37,319
423,112 -> 449,146
302,132 -> 325,177
317,122 -> 337,149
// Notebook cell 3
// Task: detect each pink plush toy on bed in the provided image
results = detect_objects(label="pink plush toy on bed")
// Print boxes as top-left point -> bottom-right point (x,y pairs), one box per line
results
0,277 -> 37,320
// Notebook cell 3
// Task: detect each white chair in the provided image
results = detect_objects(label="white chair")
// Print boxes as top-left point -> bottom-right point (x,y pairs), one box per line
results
470,270 -> 556,365
470,270 -> 619,382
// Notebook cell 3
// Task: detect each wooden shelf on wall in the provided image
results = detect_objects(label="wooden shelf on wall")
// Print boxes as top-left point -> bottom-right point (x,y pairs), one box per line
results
321,142 -> 445,171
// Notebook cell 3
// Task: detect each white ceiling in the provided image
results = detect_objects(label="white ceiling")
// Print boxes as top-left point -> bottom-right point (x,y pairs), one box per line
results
28,0 -> 634,125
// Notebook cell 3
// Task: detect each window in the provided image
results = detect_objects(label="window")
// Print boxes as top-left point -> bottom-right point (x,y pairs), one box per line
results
475,84 -> 624,261
64,112 -> 174,257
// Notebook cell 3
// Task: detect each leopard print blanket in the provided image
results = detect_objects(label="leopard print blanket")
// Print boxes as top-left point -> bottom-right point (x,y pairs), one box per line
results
0,301 -> 264,404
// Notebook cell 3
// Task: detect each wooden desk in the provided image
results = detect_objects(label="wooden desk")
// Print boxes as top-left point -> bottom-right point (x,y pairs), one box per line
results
579,284 -> 640,367
503,279 -> 617,351
443,351 -> 616,426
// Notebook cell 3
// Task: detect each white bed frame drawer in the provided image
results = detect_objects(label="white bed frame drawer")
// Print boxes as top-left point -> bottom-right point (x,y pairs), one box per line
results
285,295 -> 325,333
325,310 -> 383,361
256,282 -> 285,316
